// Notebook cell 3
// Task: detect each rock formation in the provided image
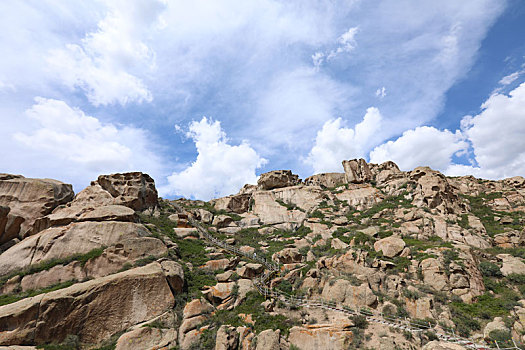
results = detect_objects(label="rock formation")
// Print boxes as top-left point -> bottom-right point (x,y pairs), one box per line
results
0,161 -> 523,349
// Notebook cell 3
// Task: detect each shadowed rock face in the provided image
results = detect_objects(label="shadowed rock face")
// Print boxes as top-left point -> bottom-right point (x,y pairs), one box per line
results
0,175 -> 74,244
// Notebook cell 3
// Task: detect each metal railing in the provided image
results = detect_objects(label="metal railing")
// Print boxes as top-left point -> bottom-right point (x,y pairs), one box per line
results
170,202 -> 522,350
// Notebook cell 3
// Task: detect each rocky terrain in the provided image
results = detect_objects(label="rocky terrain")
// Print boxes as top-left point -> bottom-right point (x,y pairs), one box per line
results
0,160 -> 524,350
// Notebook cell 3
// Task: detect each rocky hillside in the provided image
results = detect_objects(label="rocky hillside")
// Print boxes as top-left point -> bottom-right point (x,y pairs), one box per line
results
0,160 -> 524,350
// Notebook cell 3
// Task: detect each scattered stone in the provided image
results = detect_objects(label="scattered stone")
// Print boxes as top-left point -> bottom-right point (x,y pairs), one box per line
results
257,170 -> 300,190
373,236 -> 406,257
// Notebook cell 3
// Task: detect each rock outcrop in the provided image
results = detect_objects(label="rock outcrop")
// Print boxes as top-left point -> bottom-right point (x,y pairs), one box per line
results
342,158 -> 373,184
0,175 -> 74,244
257,170 -> 300,190
0,263 -> 175,346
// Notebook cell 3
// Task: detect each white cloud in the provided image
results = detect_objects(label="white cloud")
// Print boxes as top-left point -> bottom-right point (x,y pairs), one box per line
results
11,97 -> 164,189
498,71 -> 521,86
369,83 -> 525,179
47,0 -> 165,106
447,82 -> 525,178
369,126 -> 468,171
376,87 -> 386,98
162,117 -> 267,200
305,107 -> 382,173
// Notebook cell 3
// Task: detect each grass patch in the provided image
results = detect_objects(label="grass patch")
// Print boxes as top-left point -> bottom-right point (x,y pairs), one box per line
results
0,280 -> 76,306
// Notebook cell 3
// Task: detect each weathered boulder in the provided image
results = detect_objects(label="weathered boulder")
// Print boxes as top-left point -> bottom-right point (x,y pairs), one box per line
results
272,248 -> 302,264
335,184 -> 384,211
115,327 -> 177,350
304,173 -> 346,188
255,329 -> 280,350
0,221 -> 152,277
422,341 -> 467,350
0,175 -> 74,242
289,323 -> 353,350
257,170 -> 300,190
213,194 -> 251,214
179,299 -> 214,350
410,167 -> 466,215
96,172 -> 158,211
342,158 -> 372,184
322,280 -> 377,307
215,325 -> 239,350
0,263 -> 175,345
237,263 -> 264,279
497,254 -> 525,276
160,260 -> 185,293
373,236 -> 406,258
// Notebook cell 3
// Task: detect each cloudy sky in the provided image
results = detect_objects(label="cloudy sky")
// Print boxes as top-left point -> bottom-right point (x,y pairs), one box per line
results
1,0 -> 525,200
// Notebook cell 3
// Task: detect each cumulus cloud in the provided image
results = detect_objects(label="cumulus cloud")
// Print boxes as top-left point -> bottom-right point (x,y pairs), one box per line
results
305,107 -> 382,173
47,0 -> 165,106
11,97 -> 165,189
369,126 -> 468,171
162,117 -> 267,200
369,83 -> 525,179
447,82 -> 525,178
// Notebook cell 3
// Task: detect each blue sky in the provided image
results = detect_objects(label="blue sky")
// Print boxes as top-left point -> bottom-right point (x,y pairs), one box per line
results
1,0 -> 525,200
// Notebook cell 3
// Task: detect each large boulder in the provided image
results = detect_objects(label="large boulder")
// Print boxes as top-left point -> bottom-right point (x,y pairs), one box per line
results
0,221 -> 153,277
212,194 -> 252,214
304,173 -> 346,188
335,184 -> 384,211
321,280 -> 377,307
373,236 -> 406,257
257,170 -> 300,190
497,254 -> 525,276
0,263 -> 175,345
422,341 -> 467,350
342,159 -> 372,184
0,175 -> 74,243
272,248 -> 302,264
115,327 -> 177,350
255,329 -> 280,350
289,323 -> 353,350
410,167 -> 467,215
96,172 -> 158,211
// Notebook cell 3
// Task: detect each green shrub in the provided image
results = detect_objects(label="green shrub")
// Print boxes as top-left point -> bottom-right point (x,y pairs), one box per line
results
479,261 -> 503,277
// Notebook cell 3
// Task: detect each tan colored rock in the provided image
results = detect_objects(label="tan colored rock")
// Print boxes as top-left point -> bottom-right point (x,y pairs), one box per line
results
237,263 -> 264,279
410,167 -> 466,215
255,329 -> 280,350
204,282 -> 235,304
304,173 -> 346,188
0,263 -> 175,345
115,327 -> 177,350
96,172 -> 158,211
0,221 -> 152,277
257,170 -> 299,190
0,175 -> 74,242
160,260 -> 184,293
215,325 -> 239,350
173,227 -> 198,238
420,258 -> 448,292
20,261 -> 85,292
322,280 -> 377,307
183,298 -> 214,319
422,341 -> 467,350
342,158 -> 372,184
405,296 -> 433,319
373,236 -> 406,258
335,184 -> 384,211
498,254 -> 525,276
289,323 -> 353,350
213,194 -> 251,214
331,238 -> 349,250
272,248 -> 302,264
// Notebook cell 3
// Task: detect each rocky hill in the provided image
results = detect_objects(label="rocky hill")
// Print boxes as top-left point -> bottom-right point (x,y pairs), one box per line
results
0,160 -> 524,350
